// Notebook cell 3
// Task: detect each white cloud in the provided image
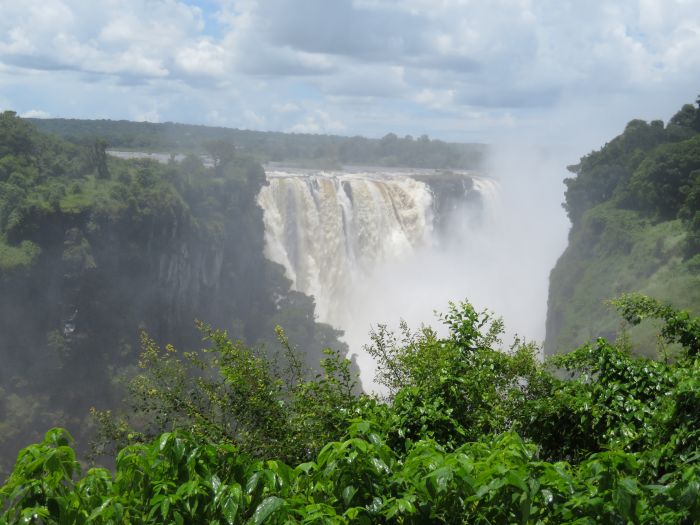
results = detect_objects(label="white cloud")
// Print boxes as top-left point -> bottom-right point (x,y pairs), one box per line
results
133,108 -> 161,122
242,108 -> 266,128
0,0 -> 698,149
175,40 -> 227,77
289,109 -> 346,134
0,0 -> 208,79
320,64 -> 407,98
271,102 -> 301,113
412,89 -> 455,110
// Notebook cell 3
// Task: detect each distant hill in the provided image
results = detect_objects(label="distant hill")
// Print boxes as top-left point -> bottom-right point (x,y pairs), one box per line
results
29,118 -> 487,170
545,97 -> 700,357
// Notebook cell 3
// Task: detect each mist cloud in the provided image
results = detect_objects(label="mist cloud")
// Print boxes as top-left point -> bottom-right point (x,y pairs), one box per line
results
340,146 -> 572,388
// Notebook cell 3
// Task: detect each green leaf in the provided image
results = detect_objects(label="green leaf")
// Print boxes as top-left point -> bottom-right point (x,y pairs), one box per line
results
248,496 -> 285,525
159,433 -> 172,451
295,462 -> 315,475
246,472 -> 262,495
618,477 -> 640,495
506,471 -> 527,492
173,437 -> 186,461
342,485 -> 357,506
397,498 -> 416,515
429,467 -> 453,494
367,496 -> 383,515
87,497 -> 115,521
222,494 -> 240,525
370,457 -> 390,475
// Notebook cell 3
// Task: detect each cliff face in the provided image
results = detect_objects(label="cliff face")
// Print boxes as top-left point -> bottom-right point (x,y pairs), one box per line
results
411,171 -> 482,238
544,101 -> 700,357
0,114 -> 346,474
2,165 -> 257,355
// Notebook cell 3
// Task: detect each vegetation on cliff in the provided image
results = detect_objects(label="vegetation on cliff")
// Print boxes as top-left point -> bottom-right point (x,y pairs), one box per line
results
0,111 -> 346,476
2,297 -> 700,523
545,97 -> 700,356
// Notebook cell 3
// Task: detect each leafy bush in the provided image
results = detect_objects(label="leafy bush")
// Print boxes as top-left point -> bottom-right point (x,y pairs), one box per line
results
3,297 -> 700,523
91,323 -> 358,465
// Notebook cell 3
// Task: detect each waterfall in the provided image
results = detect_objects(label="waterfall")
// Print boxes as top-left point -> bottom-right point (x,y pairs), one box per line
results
471,177 -> 500,215
258,166 -> 499,389
258,166 -> 496,321
258,168 -> 436,326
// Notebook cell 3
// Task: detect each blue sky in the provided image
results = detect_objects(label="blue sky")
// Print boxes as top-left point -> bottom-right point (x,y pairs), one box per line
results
1,0 -> 699,153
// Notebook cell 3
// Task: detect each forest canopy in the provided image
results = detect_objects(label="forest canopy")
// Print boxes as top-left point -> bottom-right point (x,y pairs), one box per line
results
29,118 -> 487,170
546,96 -> 700,356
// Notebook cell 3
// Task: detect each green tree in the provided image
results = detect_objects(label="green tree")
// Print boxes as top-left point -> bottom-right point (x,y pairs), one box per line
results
0,111 -> 35,159
89,139 -> 109,179
203,139 -> 235,174
91,322 -> 358,465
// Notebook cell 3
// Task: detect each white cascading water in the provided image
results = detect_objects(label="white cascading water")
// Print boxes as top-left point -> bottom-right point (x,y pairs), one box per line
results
258,169 -> 435,327
258,167 -> 501,389
471,177 -> 500,213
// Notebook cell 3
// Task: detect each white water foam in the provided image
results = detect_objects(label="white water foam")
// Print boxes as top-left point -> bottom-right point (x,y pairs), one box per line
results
258,167 -> 497,389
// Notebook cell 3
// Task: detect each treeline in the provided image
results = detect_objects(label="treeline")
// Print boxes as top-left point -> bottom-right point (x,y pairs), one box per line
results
29,118 -> 486,170
2,296 -> 700,523
545,97 -> 700,355
0,111 -> 347,476
563,98 -> 700,243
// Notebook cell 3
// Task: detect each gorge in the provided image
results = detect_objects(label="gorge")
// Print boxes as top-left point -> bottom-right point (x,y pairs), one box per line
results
0,113 -> 573,474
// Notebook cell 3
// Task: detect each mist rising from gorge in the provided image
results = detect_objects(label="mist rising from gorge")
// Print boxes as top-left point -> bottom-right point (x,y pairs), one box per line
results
257,148 -> 571,389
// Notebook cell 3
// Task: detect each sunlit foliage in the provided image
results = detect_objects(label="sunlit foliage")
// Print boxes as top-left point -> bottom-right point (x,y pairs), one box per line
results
3,297 -> 700,523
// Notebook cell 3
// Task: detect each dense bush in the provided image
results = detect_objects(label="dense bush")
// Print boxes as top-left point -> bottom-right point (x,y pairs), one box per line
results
2,296 -> 700,523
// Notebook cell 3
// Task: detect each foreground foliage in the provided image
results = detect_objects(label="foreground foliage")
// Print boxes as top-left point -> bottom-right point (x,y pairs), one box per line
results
4,425 -> 699,525
2,296 -> 700,523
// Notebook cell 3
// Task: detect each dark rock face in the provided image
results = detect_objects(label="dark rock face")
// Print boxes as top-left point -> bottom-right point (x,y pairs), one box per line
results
411,171 -> 483,238
0,157 -> 348,475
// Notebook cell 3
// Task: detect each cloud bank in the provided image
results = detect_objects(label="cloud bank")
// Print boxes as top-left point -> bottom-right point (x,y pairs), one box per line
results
1,0 -> 698,148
